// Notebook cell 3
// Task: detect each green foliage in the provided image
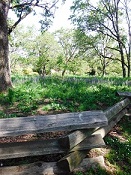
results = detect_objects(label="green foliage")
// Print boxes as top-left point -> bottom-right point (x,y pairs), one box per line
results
54,28 -> 80,76
75,166 -> 109,175
0,111 -> 17,118
104,116 -> 131,174
42,102 -> 67,111
10,0 -> 58,31
105,137 -> 131,163
70,0 -> 131,77
0,75 -> 130,117
0,75 -> 131,174
9,24 -> 129,77
8,88 -> 15,103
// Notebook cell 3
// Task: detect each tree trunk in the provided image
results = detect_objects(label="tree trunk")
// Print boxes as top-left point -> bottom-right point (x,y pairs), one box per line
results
124,0 -> 131,77
127,56 -> 130,77
62,69 -> 66,76
119,44 -> 126,78
0,0 -> 12,92
127,34 -> 131,77
101,58 -> 106,77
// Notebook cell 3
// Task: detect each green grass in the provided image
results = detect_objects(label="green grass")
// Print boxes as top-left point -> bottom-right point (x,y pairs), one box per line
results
104,116 -> 131,174
75,166 -> 109,175
2,75 -> 129,116
0,75 -> 131,174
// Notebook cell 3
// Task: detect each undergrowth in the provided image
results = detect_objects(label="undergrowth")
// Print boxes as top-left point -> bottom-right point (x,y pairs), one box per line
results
0,75 -> 131,174
1,75 -> 130,117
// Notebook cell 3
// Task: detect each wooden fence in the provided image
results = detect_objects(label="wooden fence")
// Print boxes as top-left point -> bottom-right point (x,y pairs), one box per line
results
0,92 -> 130,174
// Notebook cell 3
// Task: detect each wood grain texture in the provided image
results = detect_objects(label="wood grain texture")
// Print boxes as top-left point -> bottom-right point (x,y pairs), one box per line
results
71,134 -> 105,151
93,108 -> 128,138
57,134 -> 105,171
0,111 -> 107,137
0,139 -> 63,160
0,134 -> 105,160
104,98 -> 130,121
58,98 -> 130,150
59,129 -> 94,149
57,150 -> 87,172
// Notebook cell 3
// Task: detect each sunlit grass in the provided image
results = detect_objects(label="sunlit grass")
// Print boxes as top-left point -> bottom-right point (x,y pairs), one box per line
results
0,75 -> 131,116
0,75 -> 131,174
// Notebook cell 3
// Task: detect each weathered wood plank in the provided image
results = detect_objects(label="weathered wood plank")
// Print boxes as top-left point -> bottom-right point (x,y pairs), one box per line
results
59,129 -> 94,149
57,134 -> 105,172
0,139 -> 63,160
71,134 -> 105,151
58,98 -> 130,150
104,98 -> 130,121
57,150 -> 87,172
0,134 -> 105,160
0,156 -> 105,175
0,111 -> 107,137
58,107 -> 127,172
93,108 -> 128,138
116,91 -> 131,98
58,107 -> 128,153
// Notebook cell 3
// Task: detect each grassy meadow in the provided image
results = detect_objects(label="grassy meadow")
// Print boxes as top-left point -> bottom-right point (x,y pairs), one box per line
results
0,75 -> 131,174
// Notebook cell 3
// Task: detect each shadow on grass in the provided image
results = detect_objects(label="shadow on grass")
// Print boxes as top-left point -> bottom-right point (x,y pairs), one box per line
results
104,116 -> 131,175
0,79 -> 122,118
0,76 -> 130,175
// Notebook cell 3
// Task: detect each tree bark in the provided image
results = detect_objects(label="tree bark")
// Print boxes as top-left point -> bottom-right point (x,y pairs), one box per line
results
0,0 -> 12,92
119,43 -> 126,77
62,69 -> 66,76
127,30 -> 131,77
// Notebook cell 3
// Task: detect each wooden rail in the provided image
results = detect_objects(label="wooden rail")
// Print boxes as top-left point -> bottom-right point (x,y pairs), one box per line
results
0,111 -> 107,137
0,91 -> 130,174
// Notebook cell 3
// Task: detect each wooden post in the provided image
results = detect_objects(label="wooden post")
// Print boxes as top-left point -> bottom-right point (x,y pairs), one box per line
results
59,129 -> 94,150
58,98 -> 130,150
57,134 -> 105,171
57,151 -> 87,172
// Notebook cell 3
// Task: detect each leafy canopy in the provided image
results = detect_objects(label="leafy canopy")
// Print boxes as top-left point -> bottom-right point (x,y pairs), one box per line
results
8,0 -> 61,33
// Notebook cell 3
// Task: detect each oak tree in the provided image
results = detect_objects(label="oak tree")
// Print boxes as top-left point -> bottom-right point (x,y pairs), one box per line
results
0,0 -> 59,92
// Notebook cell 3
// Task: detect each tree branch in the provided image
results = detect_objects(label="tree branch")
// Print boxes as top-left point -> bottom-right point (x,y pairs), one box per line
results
10,0 -> 39,9
8,10 -> 32,35
8,0 -> 59,34
106,46 -> 120,52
